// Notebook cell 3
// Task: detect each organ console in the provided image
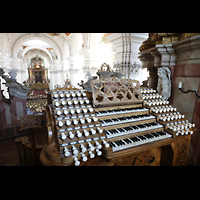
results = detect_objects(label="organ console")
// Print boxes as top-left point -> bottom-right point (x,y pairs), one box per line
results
40,77 -> 196,166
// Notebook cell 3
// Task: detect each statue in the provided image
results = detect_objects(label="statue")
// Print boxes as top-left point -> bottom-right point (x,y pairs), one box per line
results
78,71 -> 98,92
157,66 -> 171,100
85,71 -> 93,80
8,69 -> 18,81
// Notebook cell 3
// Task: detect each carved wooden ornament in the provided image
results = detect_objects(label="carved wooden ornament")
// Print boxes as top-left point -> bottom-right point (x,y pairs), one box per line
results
91,77 -> 143,107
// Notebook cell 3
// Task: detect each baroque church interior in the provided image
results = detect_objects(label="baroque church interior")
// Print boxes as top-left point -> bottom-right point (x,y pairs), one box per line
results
0,33 -> 200,166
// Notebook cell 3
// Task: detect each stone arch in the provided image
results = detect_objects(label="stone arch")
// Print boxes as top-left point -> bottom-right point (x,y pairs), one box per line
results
12,33 -> 62,60
22,46 -> 53,63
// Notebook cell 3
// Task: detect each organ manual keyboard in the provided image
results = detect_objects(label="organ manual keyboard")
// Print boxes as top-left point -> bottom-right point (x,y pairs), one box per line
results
40,77 -> 196,166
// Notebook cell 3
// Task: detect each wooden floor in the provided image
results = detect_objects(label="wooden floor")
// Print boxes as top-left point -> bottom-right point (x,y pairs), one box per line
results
0,131 -> 47,166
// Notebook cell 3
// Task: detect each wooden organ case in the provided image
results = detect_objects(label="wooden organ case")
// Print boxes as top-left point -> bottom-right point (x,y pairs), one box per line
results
40,77 -> 195,166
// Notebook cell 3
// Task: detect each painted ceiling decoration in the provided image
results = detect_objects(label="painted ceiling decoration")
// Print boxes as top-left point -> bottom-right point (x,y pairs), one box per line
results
48,33 -> 71,37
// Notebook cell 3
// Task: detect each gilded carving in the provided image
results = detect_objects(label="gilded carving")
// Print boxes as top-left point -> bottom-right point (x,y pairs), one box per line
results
163,37 -> 172,45
178,33 -> 200,41
151,33 -> 162,45
139,33 -> 200,53
139,38 -> 155,52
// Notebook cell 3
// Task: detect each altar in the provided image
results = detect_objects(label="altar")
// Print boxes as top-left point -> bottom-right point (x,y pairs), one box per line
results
26,55 -> 49,113
28,55 -> 49,87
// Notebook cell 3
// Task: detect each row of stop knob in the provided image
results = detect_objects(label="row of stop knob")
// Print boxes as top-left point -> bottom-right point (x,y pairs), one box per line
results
143,94 -> 162,100
167,122 -> 195,136
145,100 -> 169,106
53,92 -> 86,98
152,106 -> 176,113
60,127 -> 103,139
58,116 -> 98,127
54,99 -> 90,107
159,114 -> 185,122
56,107 -> 94,116
167,122 -> 195,132
141,89 -> 156,93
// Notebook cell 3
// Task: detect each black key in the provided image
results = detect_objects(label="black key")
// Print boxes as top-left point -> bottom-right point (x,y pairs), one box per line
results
120,140 -> 125,145
104,130 -> 110,135
129,137 -> 138,142
149,122 -> 157,126
109,142 -> 113,148
151,132 -> 160,137
137,124 -> 146,128
157,131 -> 166,136
144,134 -> 153,139
144,123 -> 151,127
130,125 -> 138,130
115,141 -> 122,146
119,128 -> 125,132
112,118 -> 118,122
124,139 -> 131,144
110,142 -> 115,147
138,135 -> 146,140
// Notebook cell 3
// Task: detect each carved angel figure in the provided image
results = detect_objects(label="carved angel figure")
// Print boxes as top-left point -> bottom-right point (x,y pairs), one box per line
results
157,66 -> 171,100
8,69 -> 18,80
85,71 -> 92,80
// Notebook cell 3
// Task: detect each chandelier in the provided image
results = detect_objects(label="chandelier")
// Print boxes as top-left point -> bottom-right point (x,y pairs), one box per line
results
113,33 -> 141,79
